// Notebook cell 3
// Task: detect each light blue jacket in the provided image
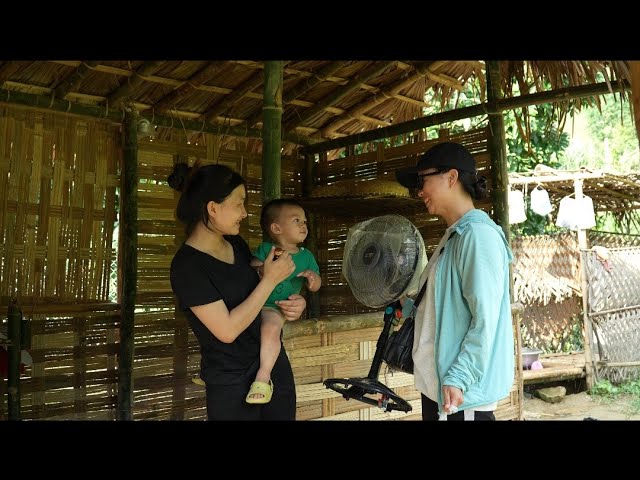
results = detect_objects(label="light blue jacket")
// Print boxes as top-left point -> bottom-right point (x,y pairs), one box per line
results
434,209 -> 514,410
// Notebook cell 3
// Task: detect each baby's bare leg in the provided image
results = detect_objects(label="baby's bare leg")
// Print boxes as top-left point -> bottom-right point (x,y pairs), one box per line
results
249,308 -> 285,400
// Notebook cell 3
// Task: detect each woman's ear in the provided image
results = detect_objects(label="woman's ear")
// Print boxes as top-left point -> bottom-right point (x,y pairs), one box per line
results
207,200 -> 217,217
449,169 -> 459,186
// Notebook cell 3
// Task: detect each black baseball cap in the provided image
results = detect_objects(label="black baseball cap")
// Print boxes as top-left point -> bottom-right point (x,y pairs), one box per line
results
395,142 -> 477,189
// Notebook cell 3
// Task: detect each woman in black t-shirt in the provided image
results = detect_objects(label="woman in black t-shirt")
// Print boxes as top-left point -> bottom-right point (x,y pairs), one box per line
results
168,162 -> 306,420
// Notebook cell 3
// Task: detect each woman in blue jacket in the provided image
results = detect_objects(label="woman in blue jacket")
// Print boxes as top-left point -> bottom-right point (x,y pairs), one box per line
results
396,142 -> 514,421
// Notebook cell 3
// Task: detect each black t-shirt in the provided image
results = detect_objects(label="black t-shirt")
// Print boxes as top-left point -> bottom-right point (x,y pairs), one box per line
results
170,235 -> 262,385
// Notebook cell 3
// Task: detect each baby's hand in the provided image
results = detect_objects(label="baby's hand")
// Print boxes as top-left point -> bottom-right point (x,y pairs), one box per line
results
297,270 -> 321,292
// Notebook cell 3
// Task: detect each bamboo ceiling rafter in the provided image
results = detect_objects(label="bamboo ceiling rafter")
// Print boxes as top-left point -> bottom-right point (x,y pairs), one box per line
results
283,61 -> 396,134
53,61 -> 100,100
243,61 -> 349,128
234,60 -> 425,112
105,61 -> 166,108
40,61 -> 426,132
1,60 -> 634,151
321,61 -> 439,136
202,69 -> 266,124
148,61 -> 226,113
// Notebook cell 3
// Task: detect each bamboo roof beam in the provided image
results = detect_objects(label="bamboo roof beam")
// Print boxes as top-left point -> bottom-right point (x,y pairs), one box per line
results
0,87 -> 319,146
322,61 -> 439,136
53,61 -> 100,100
509,171 -> 605,184
606,174 -> 640,190
284,61 -> 396,134
106,61 -> 166,108
244,61 -> 349,128
202,69 -> 265,124
46,61 -> 425,121
590,184 -> 638,203
148,61 -> 226,112
2,80 -> 326,137
304,79 -> 632,155
234,60 -> 384,93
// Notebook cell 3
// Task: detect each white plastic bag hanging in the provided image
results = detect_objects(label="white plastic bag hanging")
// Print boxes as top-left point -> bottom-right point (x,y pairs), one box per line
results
555,195 -> 578,229
555,194 -> 596,230
530,186 -> 552,216
575,195 -> 596,229
508,189 -> 527,224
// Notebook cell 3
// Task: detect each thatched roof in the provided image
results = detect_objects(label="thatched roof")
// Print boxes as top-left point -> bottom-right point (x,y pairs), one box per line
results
0,60 -> 633,153
509,168 -> 640,231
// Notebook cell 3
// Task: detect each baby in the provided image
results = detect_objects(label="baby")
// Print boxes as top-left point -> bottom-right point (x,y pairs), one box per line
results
246,199 -> 321,404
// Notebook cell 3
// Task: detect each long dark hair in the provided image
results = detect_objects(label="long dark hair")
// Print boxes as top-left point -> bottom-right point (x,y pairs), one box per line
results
167,162 -> 245,236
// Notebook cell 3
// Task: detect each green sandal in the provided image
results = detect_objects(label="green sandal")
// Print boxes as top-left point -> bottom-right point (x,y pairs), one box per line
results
245,380 -> 274,404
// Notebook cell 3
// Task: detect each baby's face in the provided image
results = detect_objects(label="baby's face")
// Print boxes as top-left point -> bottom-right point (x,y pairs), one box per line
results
273,205 -> 308,244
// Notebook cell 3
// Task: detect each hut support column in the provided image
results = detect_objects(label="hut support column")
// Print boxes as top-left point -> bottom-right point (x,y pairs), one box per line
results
486,61 -> 511,241
118,110 -> 139,420
575,178 -> 595,389
262,61 -> 284,204
7,301 -> 22,420
303,153 -> 320,319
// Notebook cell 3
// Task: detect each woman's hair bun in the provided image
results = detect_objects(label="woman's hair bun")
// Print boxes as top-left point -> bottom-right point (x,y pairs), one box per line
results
168,162 -> 191,192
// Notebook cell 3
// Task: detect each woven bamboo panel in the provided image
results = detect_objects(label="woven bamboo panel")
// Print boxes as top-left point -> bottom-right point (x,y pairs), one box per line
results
519,298 -> 582,353
0,105 -> 120,420
512,233 -> 581,306
512,231 -> 640,354
582,247 -> 640,383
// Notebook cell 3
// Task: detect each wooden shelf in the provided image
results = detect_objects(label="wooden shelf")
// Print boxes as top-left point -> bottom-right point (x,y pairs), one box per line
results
522,352 -> 586,385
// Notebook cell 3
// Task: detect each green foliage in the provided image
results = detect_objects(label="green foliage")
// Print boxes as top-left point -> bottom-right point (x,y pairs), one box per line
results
505,104 -> 570,236
564,93 -> 640,173
590,379 -> 640,414
561,316 -> 584,353
505,104 -> 570,173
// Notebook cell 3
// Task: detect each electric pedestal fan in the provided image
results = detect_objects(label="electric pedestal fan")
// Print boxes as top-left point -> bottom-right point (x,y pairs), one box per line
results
323,215 -> 426,413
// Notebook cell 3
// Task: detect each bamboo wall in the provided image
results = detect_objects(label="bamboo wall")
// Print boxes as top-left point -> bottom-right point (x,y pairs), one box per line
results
0,105 -> 120,419
512,231 -> 640,354
582,245 -> 640,383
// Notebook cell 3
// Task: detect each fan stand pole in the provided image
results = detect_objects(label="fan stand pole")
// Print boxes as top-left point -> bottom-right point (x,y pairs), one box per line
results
322,300 -> 413,413
366,301 -> 400,379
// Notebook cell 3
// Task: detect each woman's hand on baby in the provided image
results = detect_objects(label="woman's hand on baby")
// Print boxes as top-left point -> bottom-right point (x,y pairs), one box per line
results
297,270 -> 321,292
262,246 -> 295,284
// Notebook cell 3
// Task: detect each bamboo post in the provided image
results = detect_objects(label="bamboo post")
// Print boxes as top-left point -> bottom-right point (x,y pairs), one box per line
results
171,154 -> 189,420
7,301 -> 22,420
262,61 -> 284,205
575,178 -> 595,389
486,61 -> 511,241
118,109 -> 139,420
302,152 -> 320,318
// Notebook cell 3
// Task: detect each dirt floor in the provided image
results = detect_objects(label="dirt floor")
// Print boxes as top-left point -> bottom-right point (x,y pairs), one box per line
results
523,391 -> 640,420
